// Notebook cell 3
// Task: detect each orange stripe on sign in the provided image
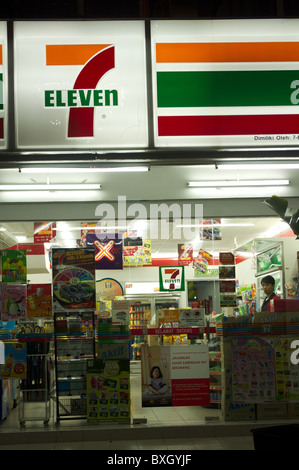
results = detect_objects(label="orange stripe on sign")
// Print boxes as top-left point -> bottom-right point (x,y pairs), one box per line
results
0,45 -> 2,65
46,44 -> 111,65
156,42 -> 299,63
165,269 -> 176,274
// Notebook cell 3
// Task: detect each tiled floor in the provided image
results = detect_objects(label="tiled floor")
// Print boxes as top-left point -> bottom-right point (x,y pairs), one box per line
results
0,436 -> 255,450
0,362 -> 295,450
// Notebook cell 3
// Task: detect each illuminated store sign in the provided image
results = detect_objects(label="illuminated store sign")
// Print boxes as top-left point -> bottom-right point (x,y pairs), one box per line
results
14,21 -> 148,149
151,19 -> 299,148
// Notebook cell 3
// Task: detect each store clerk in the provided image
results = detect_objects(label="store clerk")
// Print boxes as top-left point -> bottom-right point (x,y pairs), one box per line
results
261,275 -> 280,312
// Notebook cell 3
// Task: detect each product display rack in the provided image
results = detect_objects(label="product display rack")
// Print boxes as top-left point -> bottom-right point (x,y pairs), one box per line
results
17,322 -> 54,428
209,351 -> 222,407
53,310 -> 96,425
18,352 -> 52,428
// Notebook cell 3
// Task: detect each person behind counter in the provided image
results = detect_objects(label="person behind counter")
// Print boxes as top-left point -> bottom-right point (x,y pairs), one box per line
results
261,275 -> 280,312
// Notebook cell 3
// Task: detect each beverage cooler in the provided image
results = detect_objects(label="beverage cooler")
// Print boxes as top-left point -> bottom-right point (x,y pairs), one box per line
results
125,291 -> 181,360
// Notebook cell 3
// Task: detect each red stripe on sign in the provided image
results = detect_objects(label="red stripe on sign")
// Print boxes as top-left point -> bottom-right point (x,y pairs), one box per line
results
158,115 -> 299,136
0,118 -> 3,139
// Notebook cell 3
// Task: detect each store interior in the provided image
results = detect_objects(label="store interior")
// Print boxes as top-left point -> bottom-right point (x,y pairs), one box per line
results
0,209 -> 298,444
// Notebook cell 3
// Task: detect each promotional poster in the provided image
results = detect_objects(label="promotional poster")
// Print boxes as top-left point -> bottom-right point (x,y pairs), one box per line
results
52,248 -> 95,311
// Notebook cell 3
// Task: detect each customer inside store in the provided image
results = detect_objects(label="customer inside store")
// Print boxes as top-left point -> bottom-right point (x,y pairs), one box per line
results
261,275 -> 280,312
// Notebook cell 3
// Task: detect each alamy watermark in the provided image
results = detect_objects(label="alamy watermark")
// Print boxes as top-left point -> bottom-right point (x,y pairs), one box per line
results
291,340 -> 299,365
94,196 -> 204,243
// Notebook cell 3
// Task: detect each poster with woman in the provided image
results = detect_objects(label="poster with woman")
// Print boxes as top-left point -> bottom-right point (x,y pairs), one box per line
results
141,344 -> 210,407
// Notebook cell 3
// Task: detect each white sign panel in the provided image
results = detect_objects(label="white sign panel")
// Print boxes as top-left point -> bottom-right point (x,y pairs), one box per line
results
14,21 -> 148,149
179,308 -> 206,328
151,19 -> 299,148
0,22 -> 7,149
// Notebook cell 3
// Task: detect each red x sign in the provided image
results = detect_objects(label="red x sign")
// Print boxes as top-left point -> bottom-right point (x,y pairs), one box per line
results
94,240 -> 115,261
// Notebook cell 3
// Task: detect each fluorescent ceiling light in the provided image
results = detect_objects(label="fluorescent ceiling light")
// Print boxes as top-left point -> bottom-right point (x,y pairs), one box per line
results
56,225 -> 128,231
153,252 -> 178,259
187,180 -> 289,187
19,166 -> 149,173
0,184 -> 101,190
217,164 -> 299,170
176,223 -> 254,227
16,236 -> 27,243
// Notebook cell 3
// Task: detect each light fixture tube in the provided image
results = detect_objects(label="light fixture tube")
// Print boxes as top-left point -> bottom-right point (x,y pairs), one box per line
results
20,167 -> 149,173
187,180 -> 289,187
217,164 -> 299,170
0,184 -> 101,191
176,223 -> 254,227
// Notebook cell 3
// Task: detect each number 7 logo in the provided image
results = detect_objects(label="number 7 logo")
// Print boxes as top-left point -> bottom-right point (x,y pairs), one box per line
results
46,44 -> 115,138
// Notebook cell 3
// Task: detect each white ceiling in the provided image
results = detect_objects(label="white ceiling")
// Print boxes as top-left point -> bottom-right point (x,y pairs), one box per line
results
0,160 -> 297,254
0,162 -> 298,203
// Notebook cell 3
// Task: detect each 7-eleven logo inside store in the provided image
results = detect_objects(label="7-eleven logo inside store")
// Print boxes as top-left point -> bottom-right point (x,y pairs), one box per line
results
44,44 -> 118,138
159,267 -> 185,292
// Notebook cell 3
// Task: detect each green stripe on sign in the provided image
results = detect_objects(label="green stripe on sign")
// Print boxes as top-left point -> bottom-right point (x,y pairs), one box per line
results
157,70 -> 299,107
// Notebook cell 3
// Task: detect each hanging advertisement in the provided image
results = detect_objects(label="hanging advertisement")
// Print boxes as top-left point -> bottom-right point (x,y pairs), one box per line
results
0,22 -> 7,149
52,247 -> 95,311
0,342 -> 27,379
151,19 -> 299,148
14,21 -> 148,149
27,284 -> 52,318
141,344 -> 210,407
159,266 -> 185,292
96,278 -> 124,301
86,358 -> 130,422
1,249 -> 27,283
86,233 -> 123,270
1,284 -> 27,321
178,244 -> 193,266
256,245 -> 282,274
34,222 -> 56,244
123,240 -> 152,266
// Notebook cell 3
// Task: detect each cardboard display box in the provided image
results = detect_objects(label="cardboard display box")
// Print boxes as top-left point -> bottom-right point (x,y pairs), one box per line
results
256,403 -> 288,420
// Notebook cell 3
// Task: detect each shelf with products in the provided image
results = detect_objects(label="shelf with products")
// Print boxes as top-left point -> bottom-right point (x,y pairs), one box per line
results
53,310 -> 96,424
236,285 -> 257,316
208,335 -> 222,407
129,301 -> 151,360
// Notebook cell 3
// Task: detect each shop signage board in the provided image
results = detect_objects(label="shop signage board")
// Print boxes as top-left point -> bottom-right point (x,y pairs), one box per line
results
179,308 -> 206,328
151,19 -> 299,148
141,344 -> 210,407
13,21 -> 148,149
86,233 -> 123,270
159,266 -> 185,292
0,22 -> 7,149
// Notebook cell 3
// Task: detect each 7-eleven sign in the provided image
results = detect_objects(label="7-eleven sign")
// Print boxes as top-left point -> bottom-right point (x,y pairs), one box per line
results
14,21 -> 148,149
159,266 -> 185,292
